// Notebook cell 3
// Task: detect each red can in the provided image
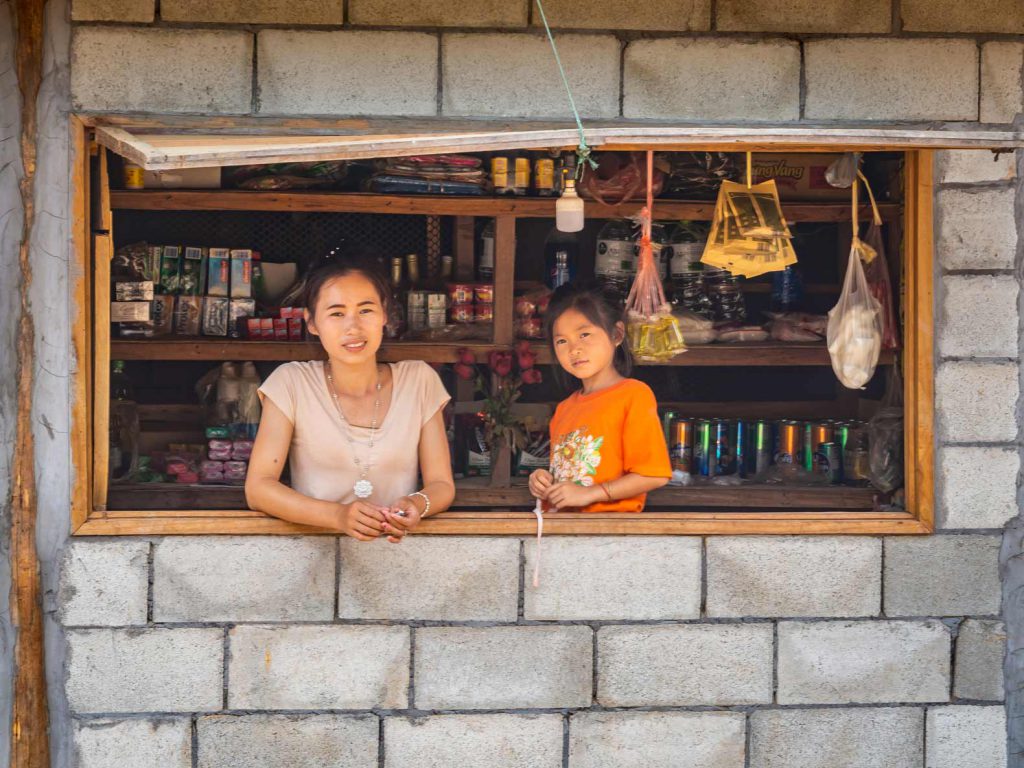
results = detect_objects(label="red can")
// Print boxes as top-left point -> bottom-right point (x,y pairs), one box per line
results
450,303 -> 475,323
474,284 -> 494,304
475,303 -> 495,323
448,283 -> 474,305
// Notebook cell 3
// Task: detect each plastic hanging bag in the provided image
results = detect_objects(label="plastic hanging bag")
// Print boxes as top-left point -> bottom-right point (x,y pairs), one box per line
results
858,171 -> 899,350
827,178 -> 882,389
625,152 -> 687,362
868,366 -> 904,494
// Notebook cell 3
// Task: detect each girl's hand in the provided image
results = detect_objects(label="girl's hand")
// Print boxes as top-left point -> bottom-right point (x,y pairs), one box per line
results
381,496 -> 424,544
529,469 -> 554,499
546,481 -> 602,510
336,501 -> 388,541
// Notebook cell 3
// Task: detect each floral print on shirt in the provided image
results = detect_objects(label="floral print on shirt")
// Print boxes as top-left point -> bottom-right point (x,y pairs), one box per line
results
551,427 -> 604,487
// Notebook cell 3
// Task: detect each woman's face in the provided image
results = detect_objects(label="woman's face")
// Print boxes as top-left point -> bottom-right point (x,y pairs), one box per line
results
305,272 -> 387,363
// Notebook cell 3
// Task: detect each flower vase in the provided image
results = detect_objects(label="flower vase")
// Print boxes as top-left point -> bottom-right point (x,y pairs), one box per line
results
489,437 -> 513,488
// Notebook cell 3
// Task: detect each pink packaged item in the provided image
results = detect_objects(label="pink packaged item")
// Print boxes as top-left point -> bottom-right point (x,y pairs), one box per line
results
166,461 -> 190,476
208,439 -> 232,452
175,471 -> 199,484
224,461 -> 248,482
231,440 -> 254,460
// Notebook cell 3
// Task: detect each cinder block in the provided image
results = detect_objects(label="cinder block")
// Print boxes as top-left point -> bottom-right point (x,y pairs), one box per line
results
71,27 -> 252,113
67,628 -> 223,713
981,42 -> 1024,123
59,540 -> 149,627
936,187 -> 1017,270
706,536 -> 881,618
443,33 -> 620,118
939,446 -> 1020,530
530,0 -> 710,31
258,30 -> 437,116
903,0 -> 1024,33
936,362 -> 1018,443
749,707 -> 924,768
569,711 -> 746,768
154,537 -> 335,622
936,150 -> 1017,184
717,0 -> 889,32
955,620 -> 1006,701
198,714 -> 378,768
414,626 -> 592,709
776,620 -> 950,704
597,624 -> 773,706
885,535 -> 1000,617
927,706 -> 1007,768
74,718 -> 191,768
624,39 -> 800,121
805,39 -> 978,120
162,0 -> 342,24
384,714 -> 563,768
339,538 -> 518,621
351,0 -> 527,27
229,625 -> 409,710
523,536 -> 701,620
71,0 -> 153,21
939,276 -> 1019,359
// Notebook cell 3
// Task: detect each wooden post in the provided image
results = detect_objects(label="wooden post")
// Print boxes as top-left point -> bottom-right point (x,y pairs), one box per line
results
10,0 -> 52,766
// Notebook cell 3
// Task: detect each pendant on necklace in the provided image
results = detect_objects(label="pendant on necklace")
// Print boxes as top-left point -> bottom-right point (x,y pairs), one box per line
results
353,479 -> 374,499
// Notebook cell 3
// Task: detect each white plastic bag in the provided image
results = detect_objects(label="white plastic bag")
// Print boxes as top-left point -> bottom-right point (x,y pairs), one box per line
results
827,241 -> 882,388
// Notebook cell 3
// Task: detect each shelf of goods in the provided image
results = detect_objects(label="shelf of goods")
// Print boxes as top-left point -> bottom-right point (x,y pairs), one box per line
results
109,190 -> 901,222
109,339 -> 895,367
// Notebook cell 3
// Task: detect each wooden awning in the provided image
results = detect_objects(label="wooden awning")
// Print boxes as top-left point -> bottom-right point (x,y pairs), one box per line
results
85,114 -> 1024,170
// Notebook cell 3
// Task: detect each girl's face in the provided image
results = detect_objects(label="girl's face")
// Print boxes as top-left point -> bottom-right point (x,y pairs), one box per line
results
305,273 -> 386,363
551,307 -> 623,382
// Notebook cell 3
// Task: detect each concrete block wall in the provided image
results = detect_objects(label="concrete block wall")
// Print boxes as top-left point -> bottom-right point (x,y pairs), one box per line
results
62,534 -> 1007,766
51,0 -> 1024,766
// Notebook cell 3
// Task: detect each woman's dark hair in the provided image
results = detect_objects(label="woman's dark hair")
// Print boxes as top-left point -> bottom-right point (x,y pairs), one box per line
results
544,281 -> 632,390
301,250 -> 394,318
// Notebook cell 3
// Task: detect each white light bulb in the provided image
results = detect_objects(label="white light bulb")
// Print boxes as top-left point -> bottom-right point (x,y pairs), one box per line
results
555,178 -> 584,233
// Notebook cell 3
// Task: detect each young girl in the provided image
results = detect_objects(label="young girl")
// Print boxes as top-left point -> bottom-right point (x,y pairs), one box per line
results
529,283 -> 671,512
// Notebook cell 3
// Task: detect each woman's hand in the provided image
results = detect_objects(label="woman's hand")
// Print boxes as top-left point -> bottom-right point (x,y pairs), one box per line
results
336,500 -> 388,541
546,481 -> 601,510
380,496 -> 425,543
529,469 -> 554,499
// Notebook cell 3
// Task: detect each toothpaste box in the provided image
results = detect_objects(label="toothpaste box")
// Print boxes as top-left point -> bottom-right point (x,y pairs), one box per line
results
207,248 -> 231,297
229,249 -> 253,298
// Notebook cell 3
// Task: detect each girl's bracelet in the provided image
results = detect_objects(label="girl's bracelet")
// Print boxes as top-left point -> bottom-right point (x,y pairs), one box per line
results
601,481 -> 613,502
407,491 -> 430,517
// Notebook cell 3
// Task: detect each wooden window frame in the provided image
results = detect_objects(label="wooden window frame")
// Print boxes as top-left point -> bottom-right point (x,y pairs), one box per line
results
69,114 -> 944,536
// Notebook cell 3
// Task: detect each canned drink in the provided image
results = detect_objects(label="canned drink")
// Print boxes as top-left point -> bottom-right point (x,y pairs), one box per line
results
816,442 -> 842,484
661,411 -> 677,447
694,420 -> 713,477
752,420 -> 772,476
843,421 -> 871,483
806,422 -> 835,471
713,420 -> 736,476
671,419 -> 694,474
776,420 -> 802,465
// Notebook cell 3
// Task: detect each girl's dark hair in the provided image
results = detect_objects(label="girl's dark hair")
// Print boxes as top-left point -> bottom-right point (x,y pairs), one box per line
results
301,250 -> 394,318
544,281 -> 632,390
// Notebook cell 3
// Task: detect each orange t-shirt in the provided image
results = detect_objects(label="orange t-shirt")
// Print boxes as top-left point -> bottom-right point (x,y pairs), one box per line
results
548,378 -> 671,513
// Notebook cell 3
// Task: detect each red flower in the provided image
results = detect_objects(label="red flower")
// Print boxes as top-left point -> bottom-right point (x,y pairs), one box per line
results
492,352 -> 513,377
457,347 -> 476,366
521,368 -> 543,385
515,340 -> 537,370
454,362 -> 475,381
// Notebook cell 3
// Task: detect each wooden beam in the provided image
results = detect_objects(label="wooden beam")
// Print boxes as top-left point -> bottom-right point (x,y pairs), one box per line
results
10,0 -> 51,765
70,117 -> 91,532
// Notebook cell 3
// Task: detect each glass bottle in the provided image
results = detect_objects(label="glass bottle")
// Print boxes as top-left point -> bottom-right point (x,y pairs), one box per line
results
386,256 -> 406,339
543,225 -> 579,290
405,253 -> 426,332
478,220 -> 495,281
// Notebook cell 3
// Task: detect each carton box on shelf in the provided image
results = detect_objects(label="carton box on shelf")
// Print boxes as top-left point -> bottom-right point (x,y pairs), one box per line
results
159,246 -> 181,294
172,296 -> 201,335
229,298 -> 256,339
111,301 -> 151,323
229,249 -> 252,298
207,248 -> 231,297
202,296 -> 230,336
180,247 -> 207,295
151,295 -> 175,336
114,281 -> 154,301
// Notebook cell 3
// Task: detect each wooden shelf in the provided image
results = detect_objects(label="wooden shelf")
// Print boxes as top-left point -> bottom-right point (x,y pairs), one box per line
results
110,190 -> 901,222
106,478 -> 883,512
110,338 -> 895,367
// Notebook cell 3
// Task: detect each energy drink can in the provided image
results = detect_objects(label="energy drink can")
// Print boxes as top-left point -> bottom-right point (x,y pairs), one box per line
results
671,419 -> 693,474
712,419 -> 736,476
805,422 -> 835,471
661,410 -> 677,447
752,419 -> 772,476
776,420 -> 802,465
694,419 -> 713,477
817,442 -> 842,484
735,420 -> 748,477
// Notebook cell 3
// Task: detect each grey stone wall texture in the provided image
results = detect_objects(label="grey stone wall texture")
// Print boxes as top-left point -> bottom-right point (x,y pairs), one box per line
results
0,0 -> 1021,765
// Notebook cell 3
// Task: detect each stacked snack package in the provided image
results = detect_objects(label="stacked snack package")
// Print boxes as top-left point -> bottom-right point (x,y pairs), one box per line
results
514,287 -> 551,340
369,155 -> 488,195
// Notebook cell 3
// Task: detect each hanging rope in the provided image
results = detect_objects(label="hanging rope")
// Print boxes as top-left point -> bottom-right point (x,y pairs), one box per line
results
535,0 -> 597,177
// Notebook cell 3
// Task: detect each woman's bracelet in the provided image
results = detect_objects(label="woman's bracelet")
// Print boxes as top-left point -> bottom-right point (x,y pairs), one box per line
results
407,491 -> 431,517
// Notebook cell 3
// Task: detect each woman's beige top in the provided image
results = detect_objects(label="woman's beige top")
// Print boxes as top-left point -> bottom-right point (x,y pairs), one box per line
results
258,360 -> 450,506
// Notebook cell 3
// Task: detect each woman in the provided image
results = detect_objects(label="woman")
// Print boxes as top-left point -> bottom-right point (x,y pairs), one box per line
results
245,256 -> 455,542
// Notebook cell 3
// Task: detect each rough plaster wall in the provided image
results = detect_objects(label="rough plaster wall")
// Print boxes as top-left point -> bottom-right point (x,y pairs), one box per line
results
0,3 -> 25,766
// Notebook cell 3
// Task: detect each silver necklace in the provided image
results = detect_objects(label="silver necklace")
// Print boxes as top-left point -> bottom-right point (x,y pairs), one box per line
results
325,362 -> 382,499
